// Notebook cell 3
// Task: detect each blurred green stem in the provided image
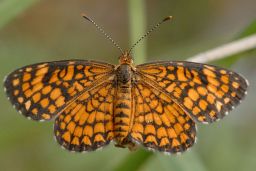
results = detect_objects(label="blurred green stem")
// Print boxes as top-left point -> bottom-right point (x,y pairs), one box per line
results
112,149 -> 153,171
0,0 -> 39,29
128,0 -> 147,64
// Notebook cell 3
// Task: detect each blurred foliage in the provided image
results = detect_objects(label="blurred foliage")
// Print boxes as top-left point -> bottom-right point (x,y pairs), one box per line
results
237,20 -> 256,38
113,149 -> 152,171
0,0 -> 39,29
0,1 -> 256,171
213,19 -> 256,67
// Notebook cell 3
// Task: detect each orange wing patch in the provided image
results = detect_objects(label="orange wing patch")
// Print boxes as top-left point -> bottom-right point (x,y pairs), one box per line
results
54,81 -> 115,152
137,61 -> 248,124
4,60 -> 114,121
129,81 -> 196,153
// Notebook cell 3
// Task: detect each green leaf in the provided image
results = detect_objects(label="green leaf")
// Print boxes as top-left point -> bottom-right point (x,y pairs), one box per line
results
236,20 -> 256,38
0,0 -> 39,29
140,151 -> 208,171
112,149 -> 153,171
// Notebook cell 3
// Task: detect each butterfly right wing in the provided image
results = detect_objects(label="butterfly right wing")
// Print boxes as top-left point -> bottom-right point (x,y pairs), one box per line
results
4,60 -> 114,121
136,61 -> 248,123
130,80 -> 196,153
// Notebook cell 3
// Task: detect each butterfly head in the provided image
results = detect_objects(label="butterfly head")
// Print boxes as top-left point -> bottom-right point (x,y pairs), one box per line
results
119,51 -> 133,65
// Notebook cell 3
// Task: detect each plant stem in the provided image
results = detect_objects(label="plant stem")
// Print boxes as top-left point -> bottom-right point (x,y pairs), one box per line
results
128,0 -> 147,64
187,34 -> 256,63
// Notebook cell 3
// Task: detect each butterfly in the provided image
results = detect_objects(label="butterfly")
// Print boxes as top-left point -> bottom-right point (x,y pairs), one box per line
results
3,15 -> 248,154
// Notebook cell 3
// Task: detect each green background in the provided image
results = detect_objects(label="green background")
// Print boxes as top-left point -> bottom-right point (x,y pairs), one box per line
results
0,0 -> 256,171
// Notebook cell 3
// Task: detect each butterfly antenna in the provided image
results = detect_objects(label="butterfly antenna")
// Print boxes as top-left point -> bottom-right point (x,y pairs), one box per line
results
128,16 -> 173,55
81,13 -> 124,55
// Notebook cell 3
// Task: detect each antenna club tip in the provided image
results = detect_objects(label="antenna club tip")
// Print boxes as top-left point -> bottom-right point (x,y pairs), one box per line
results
81,13 -> 92,22
163,16 -> 173,22
81,13 -> 86,17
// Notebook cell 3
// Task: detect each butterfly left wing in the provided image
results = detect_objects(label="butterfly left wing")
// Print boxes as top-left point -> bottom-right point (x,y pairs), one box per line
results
136,61 -> 248,124
4,60 -> 114,121
54,81 -> 115,152
129,80 -> 196,153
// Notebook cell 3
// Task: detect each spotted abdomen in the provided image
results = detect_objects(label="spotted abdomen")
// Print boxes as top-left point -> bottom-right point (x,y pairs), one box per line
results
114,86 -> 132,143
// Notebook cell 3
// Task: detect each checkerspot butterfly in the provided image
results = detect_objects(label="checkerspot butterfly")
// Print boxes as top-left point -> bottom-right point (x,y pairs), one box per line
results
3,15 -> 248,154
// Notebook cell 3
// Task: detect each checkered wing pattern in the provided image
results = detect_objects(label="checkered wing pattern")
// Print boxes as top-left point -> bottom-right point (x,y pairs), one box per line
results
54,81 -> 115,152
130,80 -> 196,153
4,60 -> 114,121
136,61 -> 248,124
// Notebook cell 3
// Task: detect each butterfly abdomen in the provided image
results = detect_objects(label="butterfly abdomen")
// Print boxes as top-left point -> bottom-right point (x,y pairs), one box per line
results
114,64 -> 133,143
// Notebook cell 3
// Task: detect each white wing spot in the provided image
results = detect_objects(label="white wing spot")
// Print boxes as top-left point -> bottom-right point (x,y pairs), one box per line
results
194,136 -> 198,144
3,75 -> 7,83
245,79 -> 249,86
163,151 -> 171,156
12,105 -> 16,109
201,121 -> 209,124
95,147 -> 103,151
60,145 -> 66,151
53,135 -> 57,142
176,152 -> 182,155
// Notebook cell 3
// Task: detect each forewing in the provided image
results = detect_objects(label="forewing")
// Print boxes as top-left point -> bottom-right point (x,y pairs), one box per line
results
130,81 -> 196,153
4,60 -> 114,121
136,61 -> 248,123
54,81 -> 115,152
